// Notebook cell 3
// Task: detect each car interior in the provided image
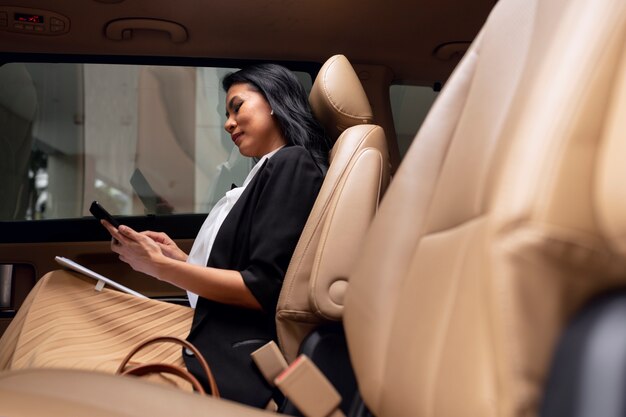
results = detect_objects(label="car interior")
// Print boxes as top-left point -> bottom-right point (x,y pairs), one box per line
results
1,0 -> 626,415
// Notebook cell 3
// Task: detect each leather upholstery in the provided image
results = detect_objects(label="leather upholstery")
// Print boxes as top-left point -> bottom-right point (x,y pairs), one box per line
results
343,0 -> 626,416
597,45 -> 626,257
0,369 -> 275,417
308,54 -> 374,141
2,0 -> 626,415
0,54 -> 389,415
277,54 -> 389,362
0,54 -> 390,414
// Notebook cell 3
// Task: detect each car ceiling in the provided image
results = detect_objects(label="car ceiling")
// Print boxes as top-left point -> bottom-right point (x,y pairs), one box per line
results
0,0 -> 496,84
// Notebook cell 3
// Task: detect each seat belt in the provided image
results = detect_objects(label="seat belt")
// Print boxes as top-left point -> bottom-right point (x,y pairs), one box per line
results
252,342 -> 345,417
251,341 -> 288,386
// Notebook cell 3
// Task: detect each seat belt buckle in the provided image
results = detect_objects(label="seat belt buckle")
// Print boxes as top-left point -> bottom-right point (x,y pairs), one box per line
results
274,354 -> 344,417
251,341 -> 288,387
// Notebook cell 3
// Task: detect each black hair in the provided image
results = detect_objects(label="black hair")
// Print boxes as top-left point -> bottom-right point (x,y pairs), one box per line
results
222,64 -> 331,171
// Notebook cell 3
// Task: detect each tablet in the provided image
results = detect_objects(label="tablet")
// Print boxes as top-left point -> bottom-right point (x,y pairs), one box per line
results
55,256 -> 147,298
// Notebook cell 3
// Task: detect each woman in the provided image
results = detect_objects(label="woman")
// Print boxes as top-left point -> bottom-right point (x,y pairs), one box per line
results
0,64 -> 330,408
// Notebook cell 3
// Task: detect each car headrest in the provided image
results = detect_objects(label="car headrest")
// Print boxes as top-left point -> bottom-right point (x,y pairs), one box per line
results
309,54 -> 373,141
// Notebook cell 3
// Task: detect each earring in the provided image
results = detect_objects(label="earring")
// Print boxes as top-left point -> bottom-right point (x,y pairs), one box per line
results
270,109 -> 274,116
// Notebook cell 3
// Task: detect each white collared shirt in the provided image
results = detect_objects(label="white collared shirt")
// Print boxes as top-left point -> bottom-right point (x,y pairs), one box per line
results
185,147 -> 283,308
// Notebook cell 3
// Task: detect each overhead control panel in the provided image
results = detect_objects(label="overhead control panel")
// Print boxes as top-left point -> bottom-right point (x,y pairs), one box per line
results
0,7 -> 69,35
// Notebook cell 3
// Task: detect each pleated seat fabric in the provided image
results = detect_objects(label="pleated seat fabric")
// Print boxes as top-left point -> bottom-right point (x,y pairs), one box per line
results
0,270 -> 193,391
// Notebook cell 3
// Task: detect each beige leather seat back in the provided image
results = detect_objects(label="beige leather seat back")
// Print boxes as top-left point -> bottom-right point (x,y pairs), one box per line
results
343,0 -> 626,416
2,1 -> 626,416
276,55 -> 390,362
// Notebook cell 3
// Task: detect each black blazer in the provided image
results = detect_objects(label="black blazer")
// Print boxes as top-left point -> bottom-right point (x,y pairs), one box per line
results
184,146 -> 324,407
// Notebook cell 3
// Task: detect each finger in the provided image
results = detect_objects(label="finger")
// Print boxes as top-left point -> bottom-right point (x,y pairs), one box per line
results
101,219 -> 117,235
102,220 -> 131,245
118,225 -> 143,242
141,230 -> 165,243
101,220 -> 124,241
110,237 -> 123,253
102,219 -> 121,241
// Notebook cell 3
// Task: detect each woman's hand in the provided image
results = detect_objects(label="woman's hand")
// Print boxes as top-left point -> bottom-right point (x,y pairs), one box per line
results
102,221 -> 261,309
141,231 -> 188,262
102,220 -> 170,279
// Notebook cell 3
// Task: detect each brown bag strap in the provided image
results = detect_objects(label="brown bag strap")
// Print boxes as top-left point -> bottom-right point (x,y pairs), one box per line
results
122,363 -> 207,394
116,336 -> 220,397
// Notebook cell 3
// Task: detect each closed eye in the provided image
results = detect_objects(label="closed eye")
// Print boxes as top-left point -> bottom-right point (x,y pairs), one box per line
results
226,97 -> 243,117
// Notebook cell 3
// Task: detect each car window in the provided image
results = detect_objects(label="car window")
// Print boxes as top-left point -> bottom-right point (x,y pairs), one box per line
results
0,62 -> 312,221
390,84 -> 439,158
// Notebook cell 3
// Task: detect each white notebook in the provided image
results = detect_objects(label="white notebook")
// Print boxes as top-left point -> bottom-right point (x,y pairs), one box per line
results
55,256 -> 147,298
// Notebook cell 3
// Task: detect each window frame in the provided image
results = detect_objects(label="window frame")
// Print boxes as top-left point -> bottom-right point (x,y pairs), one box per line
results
0,53 -> 322,243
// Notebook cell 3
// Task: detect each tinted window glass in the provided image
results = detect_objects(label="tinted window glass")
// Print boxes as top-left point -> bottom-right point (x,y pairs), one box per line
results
0,63 -> 312,221
390,84 -> 438,158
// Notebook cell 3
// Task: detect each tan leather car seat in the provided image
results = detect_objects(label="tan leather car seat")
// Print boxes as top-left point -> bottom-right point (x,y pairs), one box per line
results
277,54 -> 390,362
344,0 -> 626,415
2,0 -> 626,415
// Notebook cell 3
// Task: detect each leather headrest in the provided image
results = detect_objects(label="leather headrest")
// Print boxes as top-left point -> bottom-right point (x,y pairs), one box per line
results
309,55 -> 373,141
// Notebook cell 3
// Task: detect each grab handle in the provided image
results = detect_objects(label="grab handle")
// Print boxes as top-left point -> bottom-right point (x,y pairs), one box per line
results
105,19 -> 188,43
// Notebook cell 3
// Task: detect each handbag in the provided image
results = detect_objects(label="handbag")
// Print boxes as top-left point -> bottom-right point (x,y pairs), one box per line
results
116,335 -> 220,397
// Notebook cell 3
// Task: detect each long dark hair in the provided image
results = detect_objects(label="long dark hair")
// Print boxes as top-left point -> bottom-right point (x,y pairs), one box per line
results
222,64 -> 331,171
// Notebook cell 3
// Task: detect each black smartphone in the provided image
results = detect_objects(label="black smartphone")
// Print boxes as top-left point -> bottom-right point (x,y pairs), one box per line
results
89,201 -> 120,228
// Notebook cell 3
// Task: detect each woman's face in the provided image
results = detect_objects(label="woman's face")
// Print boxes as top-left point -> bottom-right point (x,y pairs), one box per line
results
224,83 -> 286,158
